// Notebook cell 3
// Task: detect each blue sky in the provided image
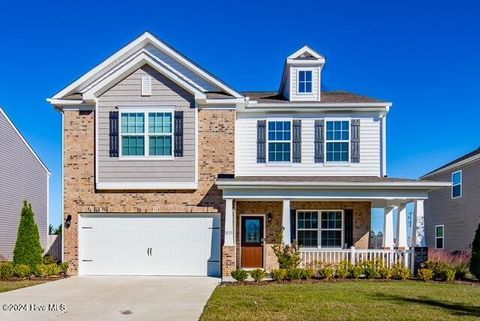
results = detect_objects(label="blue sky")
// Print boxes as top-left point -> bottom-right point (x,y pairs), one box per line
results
0,0 -> 479,231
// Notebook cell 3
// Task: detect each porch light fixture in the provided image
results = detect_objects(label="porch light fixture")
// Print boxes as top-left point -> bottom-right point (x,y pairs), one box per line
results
64,215 -> 72,229
267,213 -> 272,223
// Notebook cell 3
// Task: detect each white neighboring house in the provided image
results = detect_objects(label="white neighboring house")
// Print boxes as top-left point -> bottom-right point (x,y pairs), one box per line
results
0,107 -> 50,260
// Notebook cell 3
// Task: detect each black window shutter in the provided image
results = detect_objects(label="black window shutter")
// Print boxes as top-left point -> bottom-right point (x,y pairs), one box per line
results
344,209 -> 354,248
351,119 -> 360,163
292,120 -> 302,163
109,111 -> 119,157
174,111 -> 184,157
314,119 -> 324,163
257,120 -> 266,163
290,209 -> 297,244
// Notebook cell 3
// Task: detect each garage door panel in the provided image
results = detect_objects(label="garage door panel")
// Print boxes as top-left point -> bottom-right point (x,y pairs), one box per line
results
78,214 -> 220,276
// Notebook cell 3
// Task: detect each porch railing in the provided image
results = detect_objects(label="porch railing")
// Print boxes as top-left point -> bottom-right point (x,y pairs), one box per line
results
299,247 -> 414,271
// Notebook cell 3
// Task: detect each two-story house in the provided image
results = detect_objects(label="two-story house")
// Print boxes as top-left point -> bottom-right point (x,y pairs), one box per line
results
421,147 -> 480,252
48,32 -> 449,278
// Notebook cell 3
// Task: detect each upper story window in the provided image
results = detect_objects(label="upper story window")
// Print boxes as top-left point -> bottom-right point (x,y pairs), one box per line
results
435,225 -> 444,249
120,110 -> 173,158
451,170 -> 462,199
326,120 -> 350,162
298,70 -> 312,93
297,210 -> 343,248
267,121 -> 291,162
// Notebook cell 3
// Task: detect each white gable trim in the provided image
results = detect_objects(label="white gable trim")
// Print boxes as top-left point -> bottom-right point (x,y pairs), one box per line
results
287,45 -> 325,63
51,32 -> 242,100
0,107 -> 50,174
83,52 -> 206,100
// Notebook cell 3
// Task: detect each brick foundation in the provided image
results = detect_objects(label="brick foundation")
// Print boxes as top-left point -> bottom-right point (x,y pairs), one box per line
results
222,246 -> 236,277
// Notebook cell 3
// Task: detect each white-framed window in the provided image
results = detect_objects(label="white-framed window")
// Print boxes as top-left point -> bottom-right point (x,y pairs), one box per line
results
119,108 -> 173,158
296,210 -> 344,248
298,70 -> 313,93
326,120 -> 350,162
435,225 -> 444,249
451,170 -> 462,199
267,120 -> 291,162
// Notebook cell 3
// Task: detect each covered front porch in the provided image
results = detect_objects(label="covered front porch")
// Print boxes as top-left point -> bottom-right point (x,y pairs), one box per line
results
216,176 -> 449,277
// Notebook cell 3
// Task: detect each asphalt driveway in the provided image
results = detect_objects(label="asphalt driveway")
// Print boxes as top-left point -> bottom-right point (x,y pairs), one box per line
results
0,276 -> 219,321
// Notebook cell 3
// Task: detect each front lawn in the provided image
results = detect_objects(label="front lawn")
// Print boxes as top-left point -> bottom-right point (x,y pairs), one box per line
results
201,281 -> 480,321
0,280 -> 46,293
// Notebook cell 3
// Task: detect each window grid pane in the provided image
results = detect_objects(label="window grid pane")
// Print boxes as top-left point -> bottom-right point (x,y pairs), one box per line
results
268,121 -> 291,162
298,70 -> 313,93
326,120 -> 350,162
121,113 -> 145,134
121,136 -> 144,156
321,230 -> 342,248
149,136 -> 172,156
149,112 -> 172,134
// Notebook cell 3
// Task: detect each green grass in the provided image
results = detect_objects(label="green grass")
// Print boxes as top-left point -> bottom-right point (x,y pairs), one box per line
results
201,280 -> 480,321
0,280 -> 45,293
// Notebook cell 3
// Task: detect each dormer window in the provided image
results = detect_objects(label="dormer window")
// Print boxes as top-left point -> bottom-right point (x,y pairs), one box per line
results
298,70 -> 312,93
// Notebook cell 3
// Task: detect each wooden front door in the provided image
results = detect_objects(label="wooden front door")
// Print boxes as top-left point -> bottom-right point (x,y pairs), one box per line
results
241,216 -> 264,268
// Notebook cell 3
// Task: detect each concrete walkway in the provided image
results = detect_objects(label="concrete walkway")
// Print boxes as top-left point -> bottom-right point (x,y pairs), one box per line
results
0,276 -> 219,321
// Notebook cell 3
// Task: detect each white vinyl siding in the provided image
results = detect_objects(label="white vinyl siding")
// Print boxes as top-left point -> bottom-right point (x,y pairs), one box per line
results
289,66 -> 320,101
236,113 -> 381,176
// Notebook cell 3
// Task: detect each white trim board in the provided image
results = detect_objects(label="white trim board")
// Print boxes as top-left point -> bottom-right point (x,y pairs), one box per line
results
95,182 -> 198,190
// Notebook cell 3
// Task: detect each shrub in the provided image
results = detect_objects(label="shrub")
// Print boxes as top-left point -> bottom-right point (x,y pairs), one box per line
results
424,261 -> 456,281
43,255 -> 56,265
391,263 -> 411,280
378,266 -> 392,279
445,268 -> 456,282
13,201 -> 44,267
335,260 -> 351,279
362,260 -> 380,279
286,268 -> 303,281
34,264 -> 49,278
350,264 -> 364,279
14,264 -> 31,278
231,269 -> 249,282
470,223 -> 480,280
46,263 -> 61,276
301,267 -> 315,280
0,262 -> 14,278
270,269 -> 287,282
250,269 -> 266,282
272,230 -> 301,269
59,262 -> 69,275
318,264 -> 335,280
418,268 -> 433,281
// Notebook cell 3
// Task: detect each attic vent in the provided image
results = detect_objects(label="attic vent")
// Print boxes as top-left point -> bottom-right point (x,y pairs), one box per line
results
141,76 -> 152,96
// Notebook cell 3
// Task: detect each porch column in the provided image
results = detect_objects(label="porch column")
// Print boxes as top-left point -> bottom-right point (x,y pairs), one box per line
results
383,206 -> 395,249
224,198 -> 234,246
282,199 -> 291,245
412,200 -> 425,247
396,203 -> 409,249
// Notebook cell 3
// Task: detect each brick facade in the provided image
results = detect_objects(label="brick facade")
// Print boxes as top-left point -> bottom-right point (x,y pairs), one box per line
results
63,108 -> 234,274
230,201 -> 371,275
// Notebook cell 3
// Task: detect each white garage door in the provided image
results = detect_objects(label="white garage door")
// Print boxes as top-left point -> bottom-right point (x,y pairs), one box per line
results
78,214 -> 220,276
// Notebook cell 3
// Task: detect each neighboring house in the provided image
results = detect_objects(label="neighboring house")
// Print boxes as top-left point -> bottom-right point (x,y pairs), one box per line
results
47,32 -> 448,278
0,107 -> 50,260
421,147 -> 480,252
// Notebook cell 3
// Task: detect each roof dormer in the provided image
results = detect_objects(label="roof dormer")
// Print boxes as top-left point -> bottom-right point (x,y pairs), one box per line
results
279,46 -> 325,102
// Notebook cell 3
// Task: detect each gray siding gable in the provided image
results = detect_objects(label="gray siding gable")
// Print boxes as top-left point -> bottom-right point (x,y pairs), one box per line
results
0,108 -> 49,260
97,65 -> 196,185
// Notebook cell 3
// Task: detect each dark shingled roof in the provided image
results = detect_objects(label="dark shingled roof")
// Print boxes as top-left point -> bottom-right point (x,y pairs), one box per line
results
218,176 -> 429,183
242,91 -> 384,104
423,147 -> 480,177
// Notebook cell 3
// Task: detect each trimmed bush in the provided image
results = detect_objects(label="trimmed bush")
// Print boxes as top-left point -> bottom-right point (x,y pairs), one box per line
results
286,268 -> 303,281
43,255 -> 56,265
59,262 -> 69,275
378,266 -> 392,279
418,268 -> 433,281
335,260 -> 351,279
318,265 -> 335,280
350,265 -> 364,279
362,260 -> 380,279
270,269 -> 287,282
13,201 -> 44,267
14,264 -> 31,278
391,263 -> 411,280
470,223 -> 480,280
301,267 -> 315,280
231,269 -> 248,282
0,262 -> 14,279
46,263 -> 61,276
250,269 -> 266,282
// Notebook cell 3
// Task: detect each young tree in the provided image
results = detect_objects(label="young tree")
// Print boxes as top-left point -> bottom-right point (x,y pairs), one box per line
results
13,201 -> 44,266
470,223 -> 480,280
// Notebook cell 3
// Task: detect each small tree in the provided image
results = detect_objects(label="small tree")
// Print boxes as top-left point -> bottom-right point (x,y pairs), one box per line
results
13,201 -> 44,267
272,228 -> 301,269
470,223 -> 480,280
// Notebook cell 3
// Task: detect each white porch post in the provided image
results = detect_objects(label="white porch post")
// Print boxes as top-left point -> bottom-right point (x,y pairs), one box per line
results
383,206 -> 395,249
224,198 -> 234,246
396,203 -> 409,249
283,199 -> 291,245
412,200 -> 425,247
